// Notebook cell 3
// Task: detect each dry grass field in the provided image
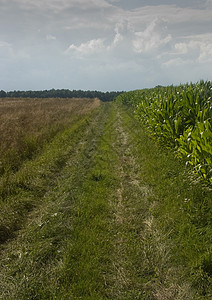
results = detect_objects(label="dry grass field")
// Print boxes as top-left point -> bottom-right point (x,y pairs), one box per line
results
0,97 -> 100,175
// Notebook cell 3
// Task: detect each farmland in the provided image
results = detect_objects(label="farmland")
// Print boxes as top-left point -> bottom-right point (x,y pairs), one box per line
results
0,89 -> 211,299
117,81 -> 212,183
0,97 -> 100,176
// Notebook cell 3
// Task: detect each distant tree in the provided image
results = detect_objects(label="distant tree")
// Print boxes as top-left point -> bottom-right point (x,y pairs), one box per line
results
0,90 -> 6,97
5,89 -> 124,101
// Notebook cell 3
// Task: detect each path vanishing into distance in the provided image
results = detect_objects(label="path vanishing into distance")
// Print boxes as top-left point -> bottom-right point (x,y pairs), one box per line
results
0,101 -> 211,299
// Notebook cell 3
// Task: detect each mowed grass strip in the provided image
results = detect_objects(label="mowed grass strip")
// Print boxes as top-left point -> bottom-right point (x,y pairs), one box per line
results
56,103 -> 120,299
104,104 -> 152,299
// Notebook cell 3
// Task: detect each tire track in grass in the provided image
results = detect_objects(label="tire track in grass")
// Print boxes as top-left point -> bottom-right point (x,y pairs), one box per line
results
111,112 -> 132,293
107,104 -> 190,299
105,105 -> 154,299
110,105 -> 179,299
113,104 -> 202,299
57,103 -> 122,299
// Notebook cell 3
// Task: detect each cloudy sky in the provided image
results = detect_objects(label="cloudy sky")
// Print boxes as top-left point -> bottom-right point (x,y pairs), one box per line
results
1,0 -> 212,91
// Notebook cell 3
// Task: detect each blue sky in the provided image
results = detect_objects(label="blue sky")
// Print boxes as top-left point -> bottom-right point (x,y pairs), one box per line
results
0,0 -> 212,91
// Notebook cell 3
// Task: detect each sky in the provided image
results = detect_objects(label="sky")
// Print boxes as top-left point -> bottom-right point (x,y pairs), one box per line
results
0,0 -> 212,92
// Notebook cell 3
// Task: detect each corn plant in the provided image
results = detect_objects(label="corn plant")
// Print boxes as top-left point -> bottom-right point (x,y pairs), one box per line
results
117,81 -> 212,183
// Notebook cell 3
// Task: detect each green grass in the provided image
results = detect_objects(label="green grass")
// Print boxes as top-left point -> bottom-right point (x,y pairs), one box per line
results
0,101 -> 211,299
0,103 -> 118,299
118,103 -> 212,299
0,109 -> 99,243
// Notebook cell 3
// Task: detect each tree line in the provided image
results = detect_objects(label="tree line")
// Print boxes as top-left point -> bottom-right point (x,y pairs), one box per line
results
0,89 -> 123,102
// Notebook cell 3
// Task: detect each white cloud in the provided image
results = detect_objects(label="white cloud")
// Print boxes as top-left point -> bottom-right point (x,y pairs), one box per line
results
46,34 -> 56,40
109,21 -> 130,48
199,43 -> 212,62
163,57 -> 189,67
173,34 -> 212,63
0,41 -> 13,57
112,23 -> 124,46
174,43 -> 188,54
126,4 -> 212,32
65,38 -> 105,56
0,41 -> 11,48
15,0 -> 113,12
113,30 -> 123,45
132,19 -> 172,53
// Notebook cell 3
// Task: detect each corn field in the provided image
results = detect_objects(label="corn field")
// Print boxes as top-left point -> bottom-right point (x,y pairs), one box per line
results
117,81 -> 212,183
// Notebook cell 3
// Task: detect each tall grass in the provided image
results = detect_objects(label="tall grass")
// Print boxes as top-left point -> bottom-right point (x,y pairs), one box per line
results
0,98 -> 100,243
0,97 -> 99,176
116,81 -> 212,183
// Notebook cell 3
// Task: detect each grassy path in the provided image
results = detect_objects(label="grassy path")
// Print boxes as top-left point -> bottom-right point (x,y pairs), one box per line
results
0,102 -> 211,299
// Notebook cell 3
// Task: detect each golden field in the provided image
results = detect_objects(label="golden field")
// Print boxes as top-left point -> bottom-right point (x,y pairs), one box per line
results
0,97 -> 100,175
